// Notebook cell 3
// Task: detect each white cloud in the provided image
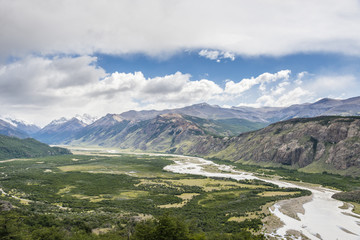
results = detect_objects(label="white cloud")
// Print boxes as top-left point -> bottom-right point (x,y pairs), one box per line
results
307,75 -> 357,94
225,70 -> 291,95
2,1 -> 359,59
248,72 -> 360,108
222,52 -> 235,61
256,87 -> 312,107
199,50 -> 220,60
0,55 -> 358,125
143,72 -> 189,94
0,56 -> 226,125
199,49 -> 236,62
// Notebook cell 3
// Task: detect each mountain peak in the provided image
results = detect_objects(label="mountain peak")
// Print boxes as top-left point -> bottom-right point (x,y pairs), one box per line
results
74,114 -> 99,125
313,97 -> 339,104
190,102 -> 214,108
48,117 -> 69,126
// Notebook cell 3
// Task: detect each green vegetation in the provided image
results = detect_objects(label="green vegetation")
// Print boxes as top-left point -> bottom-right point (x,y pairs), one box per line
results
0,134 -> 71,160
210,158 -> 360,192
0,153 -> 310,239
332,190 -> 360,203
272,115 -> 360,125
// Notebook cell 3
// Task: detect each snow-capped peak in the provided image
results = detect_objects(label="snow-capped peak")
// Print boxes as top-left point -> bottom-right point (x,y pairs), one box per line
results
48,117 -> 70,126
0,117 -> 18,127
46,114 -> 98,127
0,116 -> 37,127
75,114 -> 99,125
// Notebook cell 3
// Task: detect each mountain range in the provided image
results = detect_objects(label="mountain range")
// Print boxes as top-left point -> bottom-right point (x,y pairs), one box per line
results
1,96 -> 360,175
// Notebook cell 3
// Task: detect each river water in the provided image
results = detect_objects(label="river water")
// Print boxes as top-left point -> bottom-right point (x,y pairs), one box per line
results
163,156 -> 360,240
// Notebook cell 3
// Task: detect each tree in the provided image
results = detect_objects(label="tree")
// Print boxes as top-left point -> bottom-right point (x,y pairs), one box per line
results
133,213 -> 190,240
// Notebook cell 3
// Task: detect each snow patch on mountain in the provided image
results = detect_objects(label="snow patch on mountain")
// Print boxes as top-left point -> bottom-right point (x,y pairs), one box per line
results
75,114 -> 99,125
48,117 -> 69,126
0,116 -> 38,128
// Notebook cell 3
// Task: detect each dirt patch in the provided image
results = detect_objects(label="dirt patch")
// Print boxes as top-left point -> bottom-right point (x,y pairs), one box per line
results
262,214 -> 284,235
0,200 -> 13,211
158,193 -> 199,208
92,227 -> 113,235
258,191 -> 301,197
277,195 -> 313,220
286,230 -> 311,240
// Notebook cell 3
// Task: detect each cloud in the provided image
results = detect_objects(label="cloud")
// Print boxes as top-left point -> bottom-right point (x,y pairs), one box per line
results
0,55 -> 358,125
143,72 -> 189,94
199,50 -> 220,61
1,1 -> 360,59
225,70 -> 291,95
0,56 -> 226,125
0,56 -> 106,104
307,75 -> 357,94
256,87 -> 312,107
248,72 -> 360,108
199,49 -> 235,62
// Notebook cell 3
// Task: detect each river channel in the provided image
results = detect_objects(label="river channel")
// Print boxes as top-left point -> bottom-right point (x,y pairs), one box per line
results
163,155 -> 360,240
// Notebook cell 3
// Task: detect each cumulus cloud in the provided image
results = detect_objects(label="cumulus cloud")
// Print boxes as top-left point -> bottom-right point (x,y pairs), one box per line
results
199,49 -> 235,62
143,72 -> 189,94
1,0 -> 360,59
0,56 -> 226,125
225,70 -> 291,95
247,71 -> 360,108
256,87 -> 312,107
0,55 -> 358,125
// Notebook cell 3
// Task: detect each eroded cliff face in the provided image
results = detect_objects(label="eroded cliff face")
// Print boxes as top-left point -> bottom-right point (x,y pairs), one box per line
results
184,117 -> 360,172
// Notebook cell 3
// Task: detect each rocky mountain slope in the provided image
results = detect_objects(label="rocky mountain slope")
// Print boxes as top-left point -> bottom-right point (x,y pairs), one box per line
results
33,117 -> 88,144
0,134 -> 71,160
32,114 -> 99,144
68,114 -> 360,176
184,116 -> 360,175
70,113 -> 209,152
37,113 -> 264,146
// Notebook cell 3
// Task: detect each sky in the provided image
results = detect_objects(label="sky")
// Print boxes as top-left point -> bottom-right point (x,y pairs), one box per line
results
1,0 -> 360,126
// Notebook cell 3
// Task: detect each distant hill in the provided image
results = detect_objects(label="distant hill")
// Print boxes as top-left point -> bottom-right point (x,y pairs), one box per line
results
119,96 -> 360,123
0,134 -> 71,160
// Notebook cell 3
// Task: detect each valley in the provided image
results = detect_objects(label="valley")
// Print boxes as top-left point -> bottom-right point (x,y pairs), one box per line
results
1,147 -> 360,239
2,2 -> 360,239
0,148 -> 313,240
1,98 -> 360,239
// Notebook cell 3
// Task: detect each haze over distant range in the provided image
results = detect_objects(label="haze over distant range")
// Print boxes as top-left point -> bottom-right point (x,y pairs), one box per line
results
1,0 -> 360,126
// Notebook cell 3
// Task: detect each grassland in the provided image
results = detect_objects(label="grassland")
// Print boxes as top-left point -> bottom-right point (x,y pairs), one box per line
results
0,151 -> 310,239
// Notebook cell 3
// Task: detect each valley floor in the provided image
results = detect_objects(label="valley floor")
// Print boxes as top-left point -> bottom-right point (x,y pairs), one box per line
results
0,147 -> 359,239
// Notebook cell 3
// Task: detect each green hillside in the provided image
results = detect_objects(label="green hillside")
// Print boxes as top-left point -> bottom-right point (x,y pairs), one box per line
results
183,115 -> 267,136
0,135 -> 71,160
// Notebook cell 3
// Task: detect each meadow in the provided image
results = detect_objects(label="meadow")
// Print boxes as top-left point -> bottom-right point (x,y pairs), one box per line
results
0,152 -> 310,239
